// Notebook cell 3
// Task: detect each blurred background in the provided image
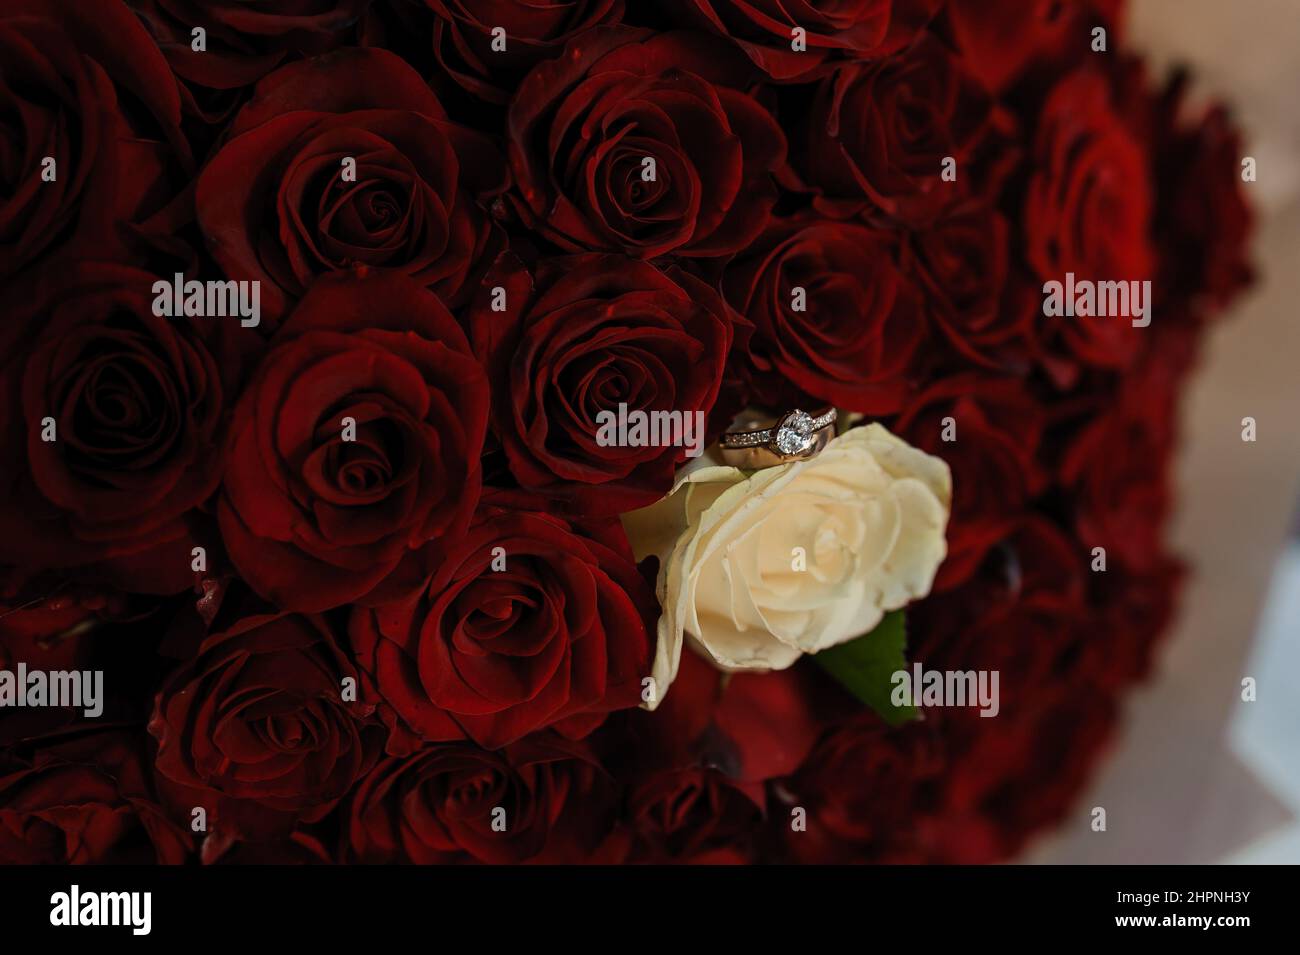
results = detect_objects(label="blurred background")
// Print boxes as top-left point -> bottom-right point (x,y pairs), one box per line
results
1024,0 -> 1300,864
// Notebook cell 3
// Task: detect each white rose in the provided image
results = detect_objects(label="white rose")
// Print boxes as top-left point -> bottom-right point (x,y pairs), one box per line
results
622,423 -> 951,709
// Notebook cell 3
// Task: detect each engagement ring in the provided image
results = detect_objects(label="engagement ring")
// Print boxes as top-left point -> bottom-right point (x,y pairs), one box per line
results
719,408 -> 836,468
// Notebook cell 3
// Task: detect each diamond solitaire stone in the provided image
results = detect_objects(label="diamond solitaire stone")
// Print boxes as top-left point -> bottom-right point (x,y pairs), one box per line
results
774,409 -> 815,455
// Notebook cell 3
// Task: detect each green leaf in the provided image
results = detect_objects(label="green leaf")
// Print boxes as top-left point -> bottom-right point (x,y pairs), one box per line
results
812,610 -> 917,726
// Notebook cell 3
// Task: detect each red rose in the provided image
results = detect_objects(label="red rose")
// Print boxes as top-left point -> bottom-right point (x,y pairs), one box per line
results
346,736 -> 617,863
619,647 -> 831,784
0,0 -> 189,278
723,217 -> 924,414
196,48 -> 506,329
909,518 -> 1089,722
893,374 -> 1047,589
948,0 -> 1124,93
802,33 -> 993,226
1153,79 -> 1255,312
777,715 -> 943,863
350,509 -> 654,750
129,0 -> 369,116
508,27 -> 786,259
424,0 -> 625,104
904,530 -> 1180,867
149,611 -> 383,841
1024,70 -> 1155,372
1086,557 -> 1182,692
903,202 -> 1035,370
1058,377 -> 1175,575
905,520 -> 1177,859
666,0 -> 940,81
474,254 -> 739,515
0,263 -> 226,595
909,525 -> 1164,862
218,271 -> 488,611
0,732 -> 190,864
934,690 -> 1118,860
623,766 -> 763,863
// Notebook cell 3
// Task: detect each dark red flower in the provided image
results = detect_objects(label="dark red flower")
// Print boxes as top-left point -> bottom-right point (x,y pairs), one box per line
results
801,33 -> 994,226
128,0 -> 370,119
0,732 -> 191,864
346,735 -> 617,863
909,518 -> 1090,723
149,611 -> 383,841
893,374 -> 1047,589
0,0 -> 189,278
934,689 -> 1118,860
473,253 -> 740,515
508,27 -> 786,259
948,0 -> 1124,93
424,0 -> 625,104
1024,70 -> 1155,372
196,48 -> 506,329
1085,557 -> 1182,692
624,766 -> 763,863
723,217 -> 924,414
350,509 -> 654,750
1058,376 -> 1175,575
777,715 -> 943,863
218,271 -> 488,612
903,202 -> 1034,370
618,648 -> 832,784
0,263 -> 226,595
666,0 -> 940,81
1152,76 -> 1255,312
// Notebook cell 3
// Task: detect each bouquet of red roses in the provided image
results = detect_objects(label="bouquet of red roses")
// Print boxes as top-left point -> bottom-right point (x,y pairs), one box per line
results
0,0 -> 1252,865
